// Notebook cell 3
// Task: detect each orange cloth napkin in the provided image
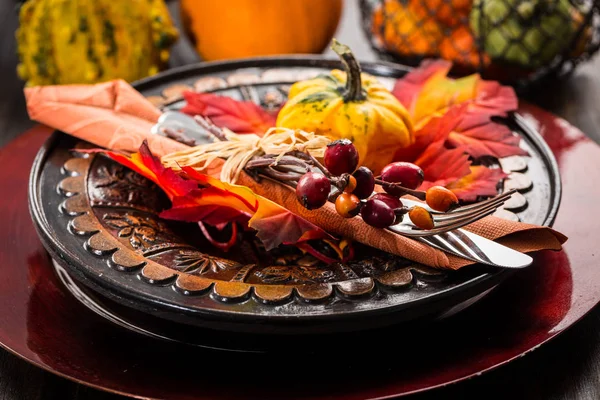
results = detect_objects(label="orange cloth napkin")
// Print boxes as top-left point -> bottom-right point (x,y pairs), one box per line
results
24,80 -> 567,269
24,80 -> 187,156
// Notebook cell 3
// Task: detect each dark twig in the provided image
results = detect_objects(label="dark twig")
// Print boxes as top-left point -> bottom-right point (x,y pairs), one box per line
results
374,178 -> 426,201
262,167 -> 303,182
194,116 -> 228,141
160,127 -> 199,146
245,155 -> 311,170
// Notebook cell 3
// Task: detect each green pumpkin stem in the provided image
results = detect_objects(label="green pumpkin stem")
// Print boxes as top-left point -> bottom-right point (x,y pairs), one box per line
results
331,39 -> 366,102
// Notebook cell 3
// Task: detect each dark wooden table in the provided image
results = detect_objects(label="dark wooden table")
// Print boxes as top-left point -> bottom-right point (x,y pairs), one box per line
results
1,1 -> 600,399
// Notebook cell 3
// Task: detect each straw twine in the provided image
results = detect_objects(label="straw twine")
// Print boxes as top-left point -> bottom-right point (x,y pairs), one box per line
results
161,127 -> 330,184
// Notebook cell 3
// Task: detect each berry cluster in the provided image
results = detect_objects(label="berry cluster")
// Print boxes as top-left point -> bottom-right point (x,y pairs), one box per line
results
295,140 -> 459,230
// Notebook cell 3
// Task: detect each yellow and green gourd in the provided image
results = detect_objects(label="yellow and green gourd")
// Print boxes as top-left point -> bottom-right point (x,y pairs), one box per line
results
16,0 -> 178,86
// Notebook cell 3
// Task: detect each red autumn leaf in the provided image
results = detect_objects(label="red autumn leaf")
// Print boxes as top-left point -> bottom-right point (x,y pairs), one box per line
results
392,60 -> 453,113
178,166 -> 333,249
83,146 -> 197,200
447,119 -> 528,159
159,188 -> 252,226
446,166 -> 508,202
394,104 -> 467,162
415,140 -> 472,186
471,80 -> 518,116
181,91 -> 276,135
391,60 -> 521,199
444,79 -> 526,159
99,142 -> 331,250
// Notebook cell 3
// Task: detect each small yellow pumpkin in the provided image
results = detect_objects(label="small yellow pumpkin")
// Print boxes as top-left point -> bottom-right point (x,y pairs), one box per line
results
276,40 -> 414,173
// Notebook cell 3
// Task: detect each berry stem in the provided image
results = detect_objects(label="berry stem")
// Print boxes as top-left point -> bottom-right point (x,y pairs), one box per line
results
303,151 -> 332,178
330,173 -> 352,192
374,178 -> 426,201
394,206 -> 411,216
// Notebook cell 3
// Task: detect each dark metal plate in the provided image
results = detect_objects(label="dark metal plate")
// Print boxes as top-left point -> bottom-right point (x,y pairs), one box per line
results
28,57 -> 561,334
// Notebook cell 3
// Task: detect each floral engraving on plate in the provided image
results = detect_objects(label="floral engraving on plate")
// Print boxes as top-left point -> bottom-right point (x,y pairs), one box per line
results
175,250 -> 241,275
255,265 -> 336,284
89,162 -> 167,213
58,149 -> 449,304
103,213 -> 163,250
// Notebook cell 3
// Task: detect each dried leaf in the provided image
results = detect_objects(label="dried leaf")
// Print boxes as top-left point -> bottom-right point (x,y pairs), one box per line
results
181,91 -> 276,135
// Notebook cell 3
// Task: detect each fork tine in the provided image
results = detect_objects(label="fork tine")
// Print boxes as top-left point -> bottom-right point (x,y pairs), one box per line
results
433,189 -> 517,215
433,203 -> 501,228
433,195 -> 508,223
401,206 -> 498,237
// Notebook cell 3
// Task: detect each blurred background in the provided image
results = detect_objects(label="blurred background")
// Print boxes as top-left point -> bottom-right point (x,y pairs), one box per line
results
1,1 -> 600,399
3,0 -> 600,145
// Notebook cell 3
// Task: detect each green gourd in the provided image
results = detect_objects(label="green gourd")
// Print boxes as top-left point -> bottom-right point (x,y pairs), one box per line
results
470,0 -> 580,68
16,0 -> 178,86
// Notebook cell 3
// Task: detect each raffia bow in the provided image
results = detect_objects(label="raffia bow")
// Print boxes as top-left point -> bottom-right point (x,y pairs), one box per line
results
161,127 -> 331,184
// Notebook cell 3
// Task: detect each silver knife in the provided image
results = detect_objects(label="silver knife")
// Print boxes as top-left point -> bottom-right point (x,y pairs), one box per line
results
389,199 -> 534,269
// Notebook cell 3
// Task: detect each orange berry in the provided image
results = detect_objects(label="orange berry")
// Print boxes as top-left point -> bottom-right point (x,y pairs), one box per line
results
335,192 -> 361,218
425,186 -> 459,212
408,206 -> 435,230
344,175 -> 357,193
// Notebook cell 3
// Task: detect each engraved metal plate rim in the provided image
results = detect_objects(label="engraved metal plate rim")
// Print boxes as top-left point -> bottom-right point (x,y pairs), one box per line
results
27,57 -> 562,327
31,133 -> 508,321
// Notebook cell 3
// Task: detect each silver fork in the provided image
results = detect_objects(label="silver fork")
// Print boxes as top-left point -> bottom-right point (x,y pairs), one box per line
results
387,192 -> 533,268
152,112 -> 532,268
391,189 -> 517,237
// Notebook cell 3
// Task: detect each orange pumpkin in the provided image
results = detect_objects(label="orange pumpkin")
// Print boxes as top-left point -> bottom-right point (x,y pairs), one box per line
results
180,0 -> 343,61
440,26 -> 490,68
412,0 -> 472,27
372,0 -> 443,57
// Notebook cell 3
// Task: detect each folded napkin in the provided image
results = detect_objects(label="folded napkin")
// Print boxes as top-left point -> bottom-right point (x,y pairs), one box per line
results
25,80 -> 567,269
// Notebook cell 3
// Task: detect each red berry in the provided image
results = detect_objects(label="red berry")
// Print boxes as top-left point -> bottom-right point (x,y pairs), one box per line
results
296,172 -> 331,210
372,193 -> 403,209
361,199 -> 395,229
335,192 -> 361,218
352,166 -> 375,199
381,162 -> 424,195
324,139 -> 359,176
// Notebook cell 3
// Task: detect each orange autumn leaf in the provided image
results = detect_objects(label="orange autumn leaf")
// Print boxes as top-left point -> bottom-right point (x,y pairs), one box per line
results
181,91 -> 276,135
180,166 -> 333,249
393,60 -> 478,126
100,142 -> 331,250
94,145 -> 197,200
446,166 -> 508,202
392,60 -> 523,160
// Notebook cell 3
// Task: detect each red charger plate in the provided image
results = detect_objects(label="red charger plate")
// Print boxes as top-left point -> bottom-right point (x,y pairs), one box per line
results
0,103 -> 598,399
